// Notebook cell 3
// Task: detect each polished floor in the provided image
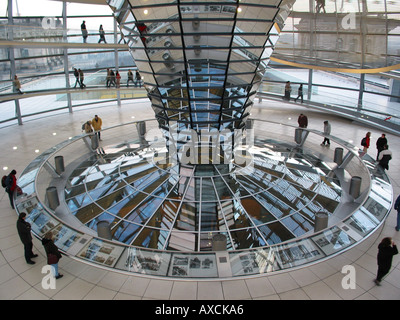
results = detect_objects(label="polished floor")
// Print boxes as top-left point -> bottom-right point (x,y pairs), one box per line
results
0,98 -> 399,300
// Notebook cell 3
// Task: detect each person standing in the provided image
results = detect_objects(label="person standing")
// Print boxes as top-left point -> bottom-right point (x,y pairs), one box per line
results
106,68 -> 111,87
376,134 -> 387,160
394,194 -> 400,231
361,132 -> 371,153
5,169 -> 18,209
135,71 -> 142,88
92,114 -> 102,141
98,24 -> 106,43
42,231 -> 63,279
13,75 -> 23,94
294,84 -> 303,103
284,81 -> 291,100
110,69 -> 116,87
79,69 -> 86,88
73,68 -> 80,88
116,71 -> 121,88
297,113 -> 308,128
374,237 -> 398,286
16,212 -> 38,265
81,20 -> 88,43
377,144 -> 392,171
127,69 -> 134,87
320,120 -> 331,146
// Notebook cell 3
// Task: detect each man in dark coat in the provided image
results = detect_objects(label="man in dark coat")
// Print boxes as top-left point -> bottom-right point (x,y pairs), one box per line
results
376,134 -> 387,160
374,237 -> 398,286
297,113 -> 308,128
16,212 -> 38,264
81,20 -> 88,43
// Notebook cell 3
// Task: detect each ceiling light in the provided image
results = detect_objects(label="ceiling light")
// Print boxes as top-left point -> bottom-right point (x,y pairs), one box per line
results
13,146 -> 17,150
144,9 -> 148,15
3,167 -> 8,171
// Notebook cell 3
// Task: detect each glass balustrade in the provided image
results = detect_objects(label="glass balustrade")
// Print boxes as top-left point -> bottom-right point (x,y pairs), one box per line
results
13,119 -> 392,278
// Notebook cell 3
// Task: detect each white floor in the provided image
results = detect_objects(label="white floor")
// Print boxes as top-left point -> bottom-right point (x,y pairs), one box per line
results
0,98 -> 399,300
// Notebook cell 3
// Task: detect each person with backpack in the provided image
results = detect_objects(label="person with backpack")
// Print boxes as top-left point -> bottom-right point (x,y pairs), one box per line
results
5,169 -> 17,209
361,132 -> 371,153
83,121 -> 93,134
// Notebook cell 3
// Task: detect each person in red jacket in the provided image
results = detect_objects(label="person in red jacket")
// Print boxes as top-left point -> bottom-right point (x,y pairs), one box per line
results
6,169 -> 17,209
361,132 -> 371,153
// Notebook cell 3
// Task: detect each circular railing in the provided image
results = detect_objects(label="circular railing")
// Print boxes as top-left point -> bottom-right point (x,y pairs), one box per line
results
14,119 -> 392,279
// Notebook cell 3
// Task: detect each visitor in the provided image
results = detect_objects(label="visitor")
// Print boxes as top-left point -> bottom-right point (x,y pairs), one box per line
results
13,75 -> 23,94
394,194 -> 400,231
16,212 -> 38,265
98,24 -> 106,43
116,71 -> 121,88
294,84 -> 303,103
5,169 -> 18,209
376,133 -> 387,160
42,231 -> 63,279
127,69 -> 134,87
73,68 -> 80,88
374,237 -> 398,286
284,81 -> 291,101
297,113 -> 308,128
320,120 -> 331,146
79,69 -> 86,88
361,132 -> 371,153
135,70 -> 141,87
92,114 -> 102,141
377,144 -> 392,171
81,20 -> 88,43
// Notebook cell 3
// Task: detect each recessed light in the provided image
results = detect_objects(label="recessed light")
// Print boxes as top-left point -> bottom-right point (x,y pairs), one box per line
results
52,132 -> 57,136
13,146 -> 17,150
144,9 -> 148,15
35,149 -> 40,153
3,166 -> 8,171
237,7 -> 242,12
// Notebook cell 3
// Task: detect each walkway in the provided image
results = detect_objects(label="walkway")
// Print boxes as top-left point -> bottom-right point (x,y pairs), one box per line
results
0,98 -> 399,300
